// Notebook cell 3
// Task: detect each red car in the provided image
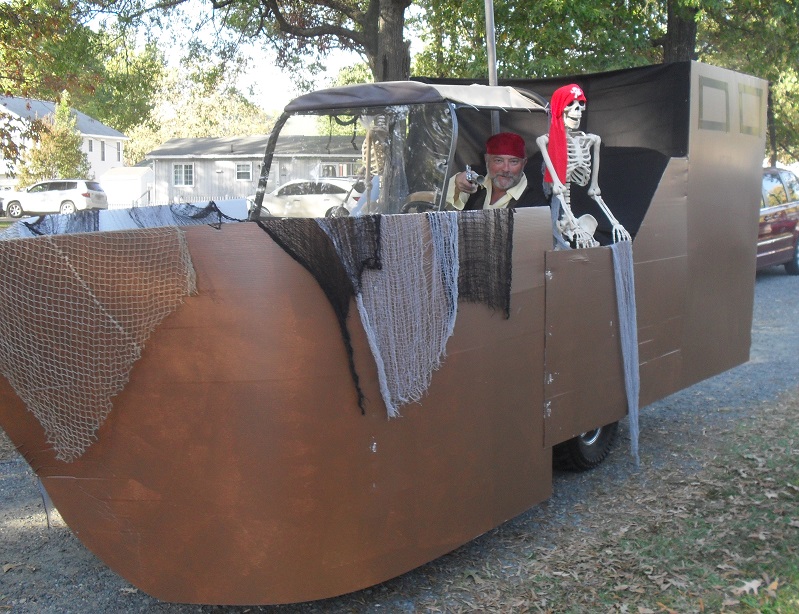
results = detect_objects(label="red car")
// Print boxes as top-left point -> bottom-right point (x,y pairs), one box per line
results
758,167 -> 799,274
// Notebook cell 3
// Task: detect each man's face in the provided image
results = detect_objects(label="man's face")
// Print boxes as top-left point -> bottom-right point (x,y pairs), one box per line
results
485,154 -> 526,191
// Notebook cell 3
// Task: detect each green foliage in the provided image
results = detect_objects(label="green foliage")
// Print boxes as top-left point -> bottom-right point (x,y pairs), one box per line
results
15,92 -> 92,186
0,0 -> 103,99
410,0 -> 799,163
410,0 -> 660,80
123,67 -> 278,165
75,34 -> 165,135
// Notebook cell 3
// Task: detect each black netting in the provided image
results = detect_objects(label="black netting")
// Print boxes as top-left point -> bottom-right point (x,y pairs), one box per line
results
457,209 -> 514,318
256,216 -> 382,412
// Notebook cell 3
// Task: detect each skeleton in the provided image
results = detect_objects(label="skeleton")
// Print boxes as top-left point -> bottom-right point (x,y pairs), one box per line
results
537,85 -> 631,248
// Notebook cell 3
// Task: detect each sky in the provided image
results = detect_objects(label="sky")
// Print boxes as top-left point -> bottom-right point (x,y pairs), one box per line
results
140,2 -> 367,114
236,45 -> 364,113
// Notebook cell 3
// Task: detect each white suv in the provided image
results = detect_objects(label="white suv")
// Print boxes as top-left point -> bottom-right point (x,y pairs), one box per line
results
1,179 -> 108,218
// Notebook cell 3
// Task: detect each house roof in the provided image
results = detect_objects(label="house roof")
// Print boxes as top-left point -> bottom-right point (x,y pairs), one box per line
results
146,135 -> 362,159
146,136 -> 271,159
0,96 -> 127,139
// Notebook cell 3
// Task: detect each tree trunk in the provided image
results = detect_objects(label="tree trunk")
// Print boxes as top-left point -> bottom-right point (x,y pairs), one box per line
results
663,0 -> 698,63
767,86 -> 777,166
372,0 -> 411,81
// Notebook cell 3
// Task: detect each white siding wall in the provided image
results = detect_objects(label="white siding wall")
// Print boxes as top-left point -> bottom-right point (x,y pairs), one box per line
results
150,158 -> 262,204
84,136 -> 125,179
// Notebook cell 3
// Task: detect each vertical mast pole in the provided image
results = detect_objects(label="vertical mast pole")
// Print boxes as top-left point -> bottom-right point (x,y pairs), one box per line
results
484,0 -> 500,133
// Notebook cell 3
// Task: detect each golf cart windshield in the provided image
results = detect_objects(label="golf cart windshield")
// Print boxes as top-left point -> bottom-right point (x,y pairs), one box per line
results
252,103 -> 453,218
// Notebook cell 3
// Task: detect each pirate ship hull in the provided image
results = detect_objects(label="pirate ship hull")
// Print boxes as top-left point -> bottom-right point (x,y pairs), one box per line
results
0,62 -> 767,605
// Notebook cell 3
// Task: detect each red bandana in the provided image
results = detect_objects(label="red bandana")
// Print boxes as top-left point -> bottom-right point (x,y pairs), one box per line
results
485,132 -> 526,159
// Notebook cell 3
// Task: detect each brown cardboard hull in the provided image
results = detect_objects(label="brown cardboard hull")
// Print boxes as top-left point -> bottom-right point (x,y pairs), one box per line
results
0,216 -> 555,605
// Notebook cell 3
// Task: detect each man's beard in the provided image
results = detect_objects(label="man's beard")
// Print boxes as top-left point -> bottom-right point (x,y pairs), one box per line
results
493,173 -> 520,191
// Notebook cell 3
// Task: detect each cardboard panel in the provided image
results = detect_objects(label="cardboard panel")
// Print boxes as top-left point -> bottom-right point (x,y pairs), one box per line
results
681,62 -> 765,387
543,247 -> 628,447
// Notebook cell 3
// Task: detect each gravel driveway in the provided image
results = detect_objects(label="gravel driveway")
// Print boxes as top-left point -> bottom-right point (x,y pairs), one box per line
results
1,266 -> 798,613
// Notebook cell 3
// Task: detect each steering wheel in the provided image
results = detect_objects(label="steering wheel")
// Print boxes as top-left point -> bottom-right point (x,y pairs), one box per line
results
400,190 -> 437,214
400,200 -> 437,214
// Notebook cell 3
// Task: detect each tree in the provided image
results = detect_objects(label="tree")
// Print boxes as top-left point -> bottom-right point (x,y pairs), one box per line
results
15,92 -> 92,186
1,0 -> 103,169
411,0 -> 661,79
0,0 -> 103,99
123,66 -> 277,164
74,33 -> 166,135
411,0 -> 799,164
87,0 -> 413,82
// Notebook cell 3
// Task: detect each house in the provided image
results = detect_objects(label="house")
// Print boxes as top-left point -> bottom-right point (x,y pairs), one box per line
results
99,165 -> 155,208
144,135 -> 363,204
0,96 -> 127,189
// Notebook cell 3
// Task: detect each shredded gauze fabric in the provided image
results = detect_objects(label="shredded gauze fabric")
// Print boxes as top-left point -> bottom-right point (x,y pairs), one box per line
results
257,216 -> 381,412
457,208 -> 514,318
319,212 -> 458,417
0,227 -> 197,461
610,240 -> 640,466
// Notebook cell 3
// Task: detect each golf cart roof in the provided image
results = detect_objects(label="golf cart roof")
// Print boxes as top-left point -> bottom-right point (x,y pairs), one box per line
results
284,81 -> 548,113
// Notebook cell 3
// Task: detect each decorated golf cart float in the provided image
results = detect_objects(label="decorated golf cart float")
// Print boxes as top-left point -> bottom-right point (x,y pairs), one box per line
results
0,61 -> 766,605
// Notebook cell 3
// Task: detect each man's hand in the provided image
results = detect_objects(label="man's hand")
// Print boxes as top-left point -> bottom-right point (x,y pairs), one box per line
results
454,171 -> 480,194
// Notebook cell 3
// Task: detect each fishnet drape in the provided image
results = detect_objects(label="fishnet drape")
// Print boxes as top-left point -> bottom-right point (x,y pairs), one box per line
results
0,203 -> 243,241
0,227 -> 197,461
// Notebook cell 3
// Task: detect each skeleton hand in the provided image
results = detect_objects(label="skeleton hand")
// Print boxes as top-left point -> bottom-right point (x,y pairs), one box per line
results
612,224 -> 631,243
551,180 -> 566,196
558,215 -> 599,249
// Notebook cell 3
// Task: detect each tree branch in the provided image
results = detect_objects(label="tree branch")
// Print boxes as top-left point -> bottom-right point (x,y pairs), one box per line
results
263,0 -> 368,48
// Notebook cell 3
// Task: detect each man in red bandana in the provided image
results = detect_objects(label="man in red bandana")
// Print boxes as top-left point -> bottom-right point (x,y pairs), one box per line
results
446,132 -> 543,210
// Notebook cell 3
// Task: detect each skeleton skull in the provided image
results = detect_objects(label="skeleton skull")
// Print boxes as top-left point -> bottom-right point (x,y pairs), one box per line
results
563,99 -> 585,130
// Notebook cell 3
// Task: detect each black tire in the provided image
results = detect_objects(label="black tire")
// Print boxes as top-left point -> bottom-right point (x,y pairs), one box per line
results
6,201 -> 23,218
784,240 -> 799,275
59,201 -> 76,215
553,421 -> 619,471
325,205 -> 349,218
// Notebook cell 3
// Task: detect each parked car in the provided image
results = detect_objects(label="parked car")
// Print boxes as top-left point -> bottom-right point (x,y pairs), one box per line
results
758,167 -> 799,274
0,179 -> 108,218
248,178 -> 364,218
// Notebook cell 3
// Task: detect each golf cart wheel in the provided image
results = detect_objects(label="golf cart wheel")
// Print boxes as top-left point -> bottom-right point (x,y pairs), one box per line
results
553,421 -> 619,471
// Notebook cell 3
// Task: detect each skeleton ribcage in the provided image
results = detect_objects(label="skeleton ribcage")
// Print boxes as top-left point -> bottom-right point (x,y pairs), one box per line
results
566,134 -> 592,187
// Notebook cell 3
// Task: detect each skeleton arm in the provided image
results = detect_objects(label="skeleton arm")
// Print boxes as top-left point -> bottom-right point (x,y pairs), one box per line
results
536,134 -> 566,195
587,133 -> 601,197
583,132 -> 631,243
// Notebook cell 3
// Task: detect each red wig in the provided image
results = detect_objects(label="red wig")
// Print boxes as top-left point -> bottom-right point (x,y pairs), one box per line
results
544,84 -> 586,184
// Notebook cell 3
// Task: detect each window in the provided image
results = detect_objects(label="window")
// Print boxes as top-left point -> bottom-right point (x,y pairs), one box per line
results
762,172 -> 787,208
779,170 -> 799,202
100,141 -> 106,162
236,163 -> 252,181
116,142 -> 121,162
174,164 -> 194,187
88,140 -> 93,153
